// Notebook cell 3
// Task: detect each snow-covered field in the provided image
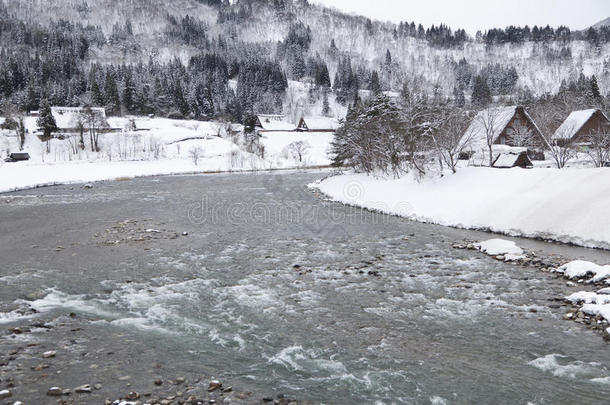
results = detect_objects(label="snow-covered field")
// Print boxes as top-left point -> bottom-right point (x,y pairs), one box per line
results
0,116 -> 334,193
311,167 -> 610,249
260,131 -> 333,168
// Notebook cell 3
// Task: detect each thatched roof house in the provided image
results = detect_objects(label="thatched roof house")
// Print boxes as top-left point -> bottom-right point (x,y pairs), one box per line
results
552,109 -> 610,146
459,106 -> 544,152
255,115 -> 296,132
296,116 -> 340,132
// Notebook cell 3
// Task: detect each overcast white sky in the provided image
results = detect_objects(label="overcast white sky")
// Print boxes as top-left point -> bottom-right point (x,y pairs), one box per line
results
311,0 -> 610,35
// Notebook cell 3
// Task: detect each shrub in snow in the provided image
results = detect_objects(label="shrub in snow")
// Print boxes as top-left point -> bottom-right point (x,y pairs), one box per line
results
189,146 -> 204,166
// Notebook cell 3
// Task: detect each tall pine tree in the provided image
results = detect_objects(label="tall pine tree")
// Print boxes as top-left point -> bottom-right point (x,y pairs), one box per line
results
104,72 -> 120,116
472,75 -> 492,107
37,99 -> 58,138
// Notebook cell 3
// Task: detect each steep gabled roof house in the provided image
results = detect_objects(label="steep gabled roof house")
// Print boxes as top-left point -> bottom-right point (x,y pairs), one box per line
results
459,106 -> 544,152
296,116 -> 340,132
50,107 -> 109,131
552,109 -> 610,145
255,114 -> 296,132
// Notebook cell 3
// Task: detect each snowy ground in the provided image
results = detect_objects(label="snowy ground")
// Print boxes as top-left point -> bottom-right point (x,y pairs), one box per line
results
0,116 -> 333,193
310,167 -> 610,250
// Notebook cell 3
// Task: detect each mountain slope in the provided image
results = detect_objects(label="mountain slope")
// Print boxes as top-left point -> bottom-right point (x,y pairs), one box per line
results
592,17 -> 610,29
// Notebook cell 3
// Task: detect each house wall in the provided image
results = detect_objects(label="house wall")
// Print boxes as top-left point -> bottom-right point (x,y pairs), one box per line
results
495,108 -> 545,148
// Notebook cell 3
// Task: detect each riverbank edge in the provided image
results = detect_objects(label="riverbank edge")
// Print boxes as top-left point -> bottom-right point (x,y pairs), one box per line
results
308,170 -> 610,252
0,164 -> 334,195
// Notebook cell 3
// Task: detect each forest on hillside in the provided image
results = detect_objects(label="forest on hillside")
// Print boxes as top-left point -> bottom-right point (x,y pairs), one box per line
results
0,0 -> 609,123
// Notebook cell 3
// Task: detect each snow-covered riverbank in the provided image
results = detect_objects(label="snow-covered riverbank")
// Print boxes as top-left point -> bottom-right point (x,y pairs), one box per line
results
310,167 -> 610,250
0,116 -> 334,193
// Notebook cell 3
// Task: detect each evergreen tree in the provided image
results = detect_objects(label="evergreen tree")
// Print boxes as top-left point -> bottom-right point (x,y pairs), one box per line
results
590,75 -> 602,104
173,81 -> 190,118
122,70 -> 136,114
471,75 -> 491,107
453,86 -> 465,107
385,49 -> 392,65
90,75 -> 104,106
37,99 -> 58,138
370,70 -> 382,94
103,72 -> 120,115
322,88 -> 330,116
24,82 -> 39,112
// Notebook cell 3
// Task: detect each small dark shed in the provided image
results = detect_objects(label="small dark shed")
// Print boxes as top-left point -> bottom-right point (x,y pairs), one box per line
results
5,152 -> 31,162
492,151 -> 533,168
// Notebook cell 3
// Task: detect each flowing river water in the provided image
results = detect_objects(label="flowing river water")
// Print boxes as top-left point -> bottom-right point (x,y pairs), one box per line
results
1,171 -> 610,404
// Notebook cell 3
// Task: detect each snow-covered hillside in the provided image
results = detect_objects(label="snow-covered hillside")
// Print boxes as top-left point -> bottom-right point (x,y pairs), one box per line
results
3,0 -> 609,96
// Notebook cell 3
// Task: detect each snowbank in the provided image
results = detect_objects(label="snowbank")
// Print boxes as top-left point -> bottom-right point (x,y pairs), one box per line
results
311,167 -> 610,249
0,116 -> 334,193
0,160 -> 219,193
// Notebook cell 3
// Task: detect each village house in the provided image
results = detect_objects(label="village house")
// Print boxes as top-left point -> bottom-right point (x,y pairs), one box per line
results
458,106 -> 548,165
254,114 -> 296,132
552,109 -> 610,146
31,107 -> 112,134
460,105 -> 544,152
296,116 -> 340,133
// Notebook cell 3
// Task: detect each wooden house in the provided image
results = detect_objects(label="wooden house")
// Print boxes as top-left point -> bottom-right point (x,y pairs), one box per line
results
296,116 -> 340,132
255,114 -> 296,132
459,106 -> 545,152
552,109 -> 610,146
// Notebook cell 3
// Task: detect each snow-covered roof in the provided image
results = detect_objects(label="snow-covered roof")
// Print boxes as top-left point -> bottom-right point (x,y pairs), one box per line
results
552,109 -> 608,140
460,106 -> 518,150
492,151 -> 532,168
50,107 -> 107,129
299,116 -> 340,131
256,115 -> 295,131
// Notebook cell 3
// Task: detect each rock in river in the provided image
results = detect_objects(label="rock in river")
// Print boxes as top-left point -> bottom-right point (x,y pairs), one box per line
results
47,387 -> 62,396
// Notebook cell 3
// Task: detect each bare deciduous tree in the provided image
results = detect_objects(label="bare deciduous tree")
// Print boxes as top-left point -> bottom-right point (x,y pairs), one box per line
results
286,140 -> 310,163
82,106 -> 105,152
189,146 -> 204,166
1,103 -> 26,150
583,126 -> 610,168
475,107 -> 505,167
430,107 -> 475,174
528,101 -> 578,169
506,121 -> 535,148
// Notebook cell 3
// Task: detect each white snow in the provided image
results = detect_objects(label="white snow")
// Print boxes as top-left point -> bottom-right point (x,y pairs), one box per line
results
474,239 -> 524,256
566,290 -> 610,323
260,131 -> 333,168
311,167 -> 610,249
0,116 -> 334,193
555,261 -> 610,283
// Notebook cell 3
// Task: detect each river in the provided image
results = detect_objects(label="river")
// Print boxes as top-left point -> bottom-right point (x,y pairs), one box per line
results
1,171 -> 609,404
